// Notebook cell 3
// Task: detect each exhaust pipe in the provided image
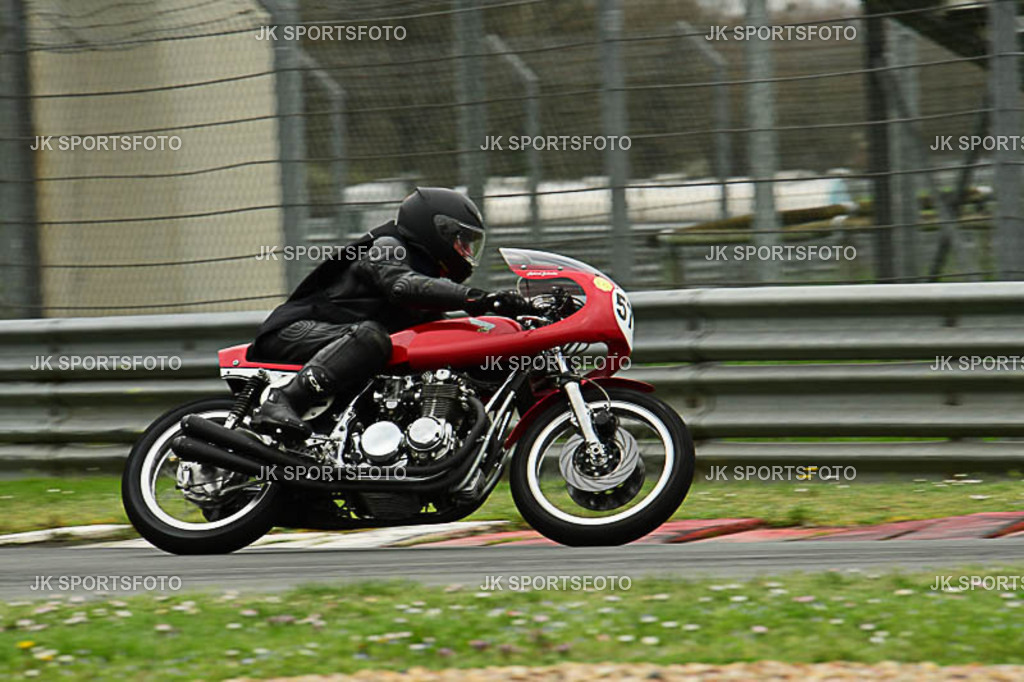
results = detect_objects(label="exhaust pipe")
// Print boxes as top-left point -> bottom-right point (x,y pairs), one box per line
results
181,415 -> 328,472
170,435 -> 264,477
171,435 -> 353,493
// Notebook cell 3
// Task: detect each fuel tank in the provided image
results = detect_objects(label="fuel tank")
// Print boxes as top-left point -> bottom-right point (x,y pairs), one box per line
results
387,316 -> 528,370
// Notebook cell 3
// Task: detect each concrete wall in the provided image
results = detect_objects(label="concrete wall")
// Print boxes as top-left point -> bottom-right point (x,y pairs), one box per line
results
27,0 -> 286,315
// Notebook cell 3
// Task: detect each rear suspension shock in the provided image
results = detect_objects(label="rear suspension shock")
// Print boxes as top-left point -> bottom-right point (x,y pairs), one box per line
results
225,372 -> 270,429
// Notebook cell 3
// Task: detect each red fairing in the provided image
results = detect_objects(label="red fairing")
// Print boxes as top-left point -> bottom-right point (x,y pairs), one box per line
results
386,255 -> 632,373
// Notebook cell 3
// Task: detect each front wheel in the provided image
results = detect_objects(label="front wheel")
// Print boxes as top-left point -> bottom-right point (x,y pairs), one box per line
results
510,387 -> 694,546
121,398 -> 281,555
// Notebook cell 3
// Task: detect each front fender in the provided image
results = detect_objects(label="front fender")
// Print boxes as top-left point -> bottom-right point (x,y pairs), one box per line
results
503,376 -> 655,449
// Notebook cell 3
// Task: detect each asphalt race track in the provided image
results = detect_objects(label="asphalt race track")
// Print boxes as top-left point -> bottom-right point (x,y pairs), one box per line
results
3,538 -> 1024,598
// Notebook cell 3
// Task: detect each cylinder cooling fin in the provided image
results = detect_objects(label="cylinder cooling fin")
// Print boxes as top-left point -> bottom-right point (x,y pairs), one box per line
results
421,382 -> 459,419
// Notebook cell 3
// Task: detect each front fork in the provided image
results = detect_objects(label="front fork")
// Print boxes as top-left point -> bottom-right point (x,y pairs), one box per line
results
554,351 -> 611,468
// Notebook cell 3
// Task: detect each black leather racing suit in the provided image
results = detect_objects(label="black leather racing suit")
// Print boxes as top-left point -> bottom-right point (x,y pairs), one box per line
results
249,221 -> 481,405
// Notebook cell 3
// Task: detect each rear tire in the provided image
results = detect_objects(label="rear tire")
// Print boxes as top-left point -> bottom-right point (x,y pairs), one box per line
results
510,388 -> 694,546
121,398 -> 281,555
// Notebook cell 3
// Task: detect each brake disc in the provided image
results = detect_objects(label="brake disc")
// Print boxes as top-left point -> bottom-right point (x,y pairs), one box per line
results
558,427 -> 640,492
567,461 -> 646,511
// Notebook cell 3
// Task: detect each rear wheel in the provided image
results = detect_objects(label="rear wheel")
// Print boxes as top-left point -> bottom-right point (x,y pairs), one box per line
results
510,388 -> 694,546
121,398 -> 281,555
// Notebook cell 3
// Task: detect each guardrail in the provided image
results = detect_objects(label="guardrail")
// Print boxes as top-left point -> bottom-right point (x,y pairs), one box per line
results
2,281 -> 1024,471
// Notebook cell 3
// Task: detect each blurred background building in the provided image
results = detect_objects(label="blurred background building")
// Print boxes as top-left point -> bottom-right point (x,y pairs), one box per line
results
0,0 -> 1018,317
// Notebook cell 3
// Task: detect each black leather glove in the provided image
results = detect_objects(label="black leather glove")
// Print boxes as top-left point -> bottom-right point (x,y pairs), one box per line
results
465,289 -> 532,317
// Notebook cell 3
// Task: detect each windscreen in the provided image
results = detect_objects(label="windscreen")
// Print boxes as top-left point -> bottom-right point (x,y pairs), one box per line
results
499,248 -> 609,278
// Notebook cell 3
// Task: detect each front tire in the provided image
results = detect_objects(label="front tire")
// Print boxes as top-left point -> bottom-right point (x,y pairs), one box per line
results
510,388 -> 694,546
121,398 -> 281,555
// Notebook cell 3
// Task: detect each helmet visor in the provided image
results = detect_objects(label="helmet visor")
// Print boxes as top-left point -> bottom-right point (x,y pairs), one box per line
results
434,214 -> 486,267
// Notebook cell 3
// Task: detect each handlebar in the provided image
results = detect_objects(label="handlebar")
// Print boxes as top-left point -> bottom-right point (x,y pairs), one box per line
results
517,285 -> 580,326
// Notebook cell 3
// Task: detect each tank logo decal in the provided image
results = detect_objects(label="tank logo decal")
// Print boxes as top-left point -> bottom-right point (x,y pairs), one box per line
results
468,317 -> 496,332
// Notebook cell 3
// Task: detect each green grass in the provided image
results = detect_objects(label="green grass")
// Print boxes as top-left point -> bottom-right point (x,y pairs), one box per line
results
2,569 -> 1023,680
1,475 -> 1023,536
0,477 -> 129,535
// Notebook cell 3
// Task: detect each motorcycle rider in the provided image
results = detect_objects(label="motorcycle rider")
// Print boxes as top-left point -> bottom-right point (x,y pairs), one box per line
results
248,187 -> 530,441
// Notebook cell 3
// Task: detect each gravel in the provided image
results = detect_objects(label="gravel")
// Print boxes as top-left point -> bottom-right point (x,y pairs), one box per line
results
234,661 -> 1024,681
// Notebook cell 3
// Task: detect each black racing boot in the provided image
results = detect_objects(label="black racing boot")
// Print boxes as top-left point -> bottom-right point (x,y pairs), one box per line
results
251,366 -> 334,442
251,321 -> 392,442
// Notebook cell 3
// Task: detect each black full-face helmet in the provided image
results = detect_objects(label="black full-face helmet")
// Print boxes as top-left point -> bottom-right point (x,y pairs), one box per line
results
396,187 -> 486,283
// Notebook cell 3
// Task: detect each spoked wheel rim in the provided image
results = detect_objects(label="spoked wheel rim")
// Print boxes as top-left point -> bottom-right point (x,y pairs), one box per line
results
138,409 -> 271,531
525,400 -> 675,525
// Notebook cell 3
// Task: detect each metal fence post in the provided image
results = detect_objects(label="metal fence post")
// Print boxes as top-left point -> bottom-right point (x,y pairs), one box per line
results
484,34 -> 541,241
0,0 -> 41,318
745,0 -> 779,282
330,87 -> 348,237
989,0 -> 1022,280
265,0 -> 309,290
599,0 -> 632,286
712,47 -> 731,221
677,21 -> 730,220
455,1 -> 489,287
888,21 -> 919,281
865,13 -> 895,281
298,51 -> 348,247
879,66 -> 968,282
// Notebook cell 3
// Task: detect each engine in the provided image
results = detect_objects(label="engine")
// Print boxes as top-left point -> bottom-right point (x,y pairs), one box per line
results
348,369 -> 471,468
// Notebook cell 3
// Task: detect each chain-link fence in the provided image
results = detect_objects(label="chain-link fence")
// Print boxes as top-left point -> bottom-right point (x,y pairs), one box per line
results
0,0 -> 1020,317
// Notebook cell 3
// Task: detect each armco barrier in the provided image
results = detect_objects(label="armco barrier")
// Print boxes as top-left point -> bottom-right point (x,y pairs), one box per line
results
2,282 -> 1024,470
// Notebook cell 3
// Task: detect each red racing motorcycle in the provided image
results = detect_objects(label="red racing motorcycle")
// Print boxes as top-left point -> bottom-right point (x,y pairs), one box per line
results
122,248 -> 695,554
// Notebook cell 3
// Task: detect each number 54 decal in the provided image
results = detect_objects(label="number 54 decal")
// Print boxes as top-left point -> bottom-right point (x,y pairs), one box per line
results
612,288 -> 634,348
